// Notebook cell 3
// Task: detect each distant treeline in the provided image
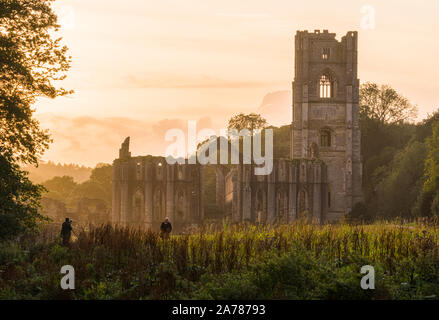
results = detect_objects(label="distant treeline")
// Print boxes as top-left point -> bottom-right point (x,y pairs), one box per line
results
23,161 -> 93,184
39,164 -> 113,210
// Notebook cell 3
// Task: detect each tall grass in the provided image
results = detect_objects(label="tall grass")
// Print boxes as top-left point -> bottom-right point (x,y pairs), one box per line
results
1,219 -> 439,299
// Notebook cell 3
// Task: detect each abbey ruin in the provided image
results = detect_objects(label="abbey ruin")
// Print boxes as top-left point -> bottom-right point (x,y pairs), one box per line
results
111,30 -> 363,231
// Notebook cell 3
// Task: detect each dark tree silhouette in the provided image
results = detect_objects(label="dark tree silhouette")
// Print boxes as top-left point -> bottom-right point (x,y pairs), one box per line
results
0,0 -> 71,239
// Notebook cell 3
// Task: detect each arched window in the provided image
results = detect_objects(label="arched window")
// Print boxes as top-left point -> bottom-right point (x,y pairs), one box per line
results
298,189 -> 308,216
153,189 -> 163,221
320,129 -> 331,147
277,190 -> 287,223
176,190 -> 185,221
136,161 -> 142,180
319,74 -> 333,98
322,47 -> 330,60
134,189 -> 144,221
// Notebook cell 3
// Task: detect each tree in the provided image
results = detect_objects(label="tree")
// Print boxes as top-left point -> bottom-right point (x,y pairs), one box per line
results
0,156 -> 45,240
42,176 -> 77,202
359,83 -> 417,216
227,113 -> 267,133
359,82 -> 417,124
375,141 -> 426,218
88,164 -> 113,205
71,181 -> 107,204
227,113 -> 268,163
421,121 -> 439,216
90,163 -> 113,187
0,0 -> 71,239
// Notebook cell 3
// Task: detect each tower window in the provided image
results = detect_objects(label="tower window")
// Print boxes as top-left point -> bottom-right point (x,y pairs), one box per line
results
319,75 -> 332,98
322,48 -> 330,60
320,129 -> 331,147
136,162 -> 142,180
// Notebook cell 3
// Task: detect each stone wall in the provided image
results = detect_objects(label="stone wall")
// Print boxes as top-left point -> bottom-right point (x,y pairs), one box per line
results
112,150 -> 204,232
225,159 -> 327,223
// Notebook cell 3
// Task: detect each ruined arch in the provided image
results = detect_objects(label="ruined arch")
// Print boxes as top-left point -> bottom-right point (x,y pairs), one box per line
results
276,187 -> 288,223
256,188 -> 266,223
133,188 -> 144,223
202,164 -> 228,218
319,127 -> 333,148
297,188 -> 309,218
153,187 -> 165,222
175,188 -> 186,222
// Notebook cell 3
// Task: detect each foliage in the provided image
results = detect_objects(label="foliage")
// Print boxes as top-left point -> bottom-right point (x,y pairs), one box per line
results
0,156 -> 48,240
272,124 -> 290,158
421,122 -> 439,216
42,176 -> 77,202
375,141 -> 427,218
41,164 -> 113,209
227,113 -> 267,133
2,221 -> 439,299
360,82 -> 417,125
0,0 -> 72,165
357,83 -> 439,219
23,161 -> 92,184
0,0 -> 71,239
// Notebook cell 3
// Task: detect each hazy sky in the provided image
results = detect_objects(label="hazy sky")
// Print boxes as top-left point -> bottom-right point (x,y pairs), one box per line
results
34,0 -> 439,167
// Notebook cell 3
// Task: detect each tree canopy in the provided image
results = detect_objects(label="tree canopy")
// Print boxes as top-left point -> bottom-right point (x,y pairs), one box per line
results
227,113 -> 267,133
359,82 -> 417,125
0,0 -> 71,239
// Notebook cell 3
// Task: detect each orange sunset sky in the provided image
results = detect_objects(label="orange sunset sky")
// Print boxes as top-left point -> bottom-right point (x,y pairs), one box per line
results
34,0 -> 439,167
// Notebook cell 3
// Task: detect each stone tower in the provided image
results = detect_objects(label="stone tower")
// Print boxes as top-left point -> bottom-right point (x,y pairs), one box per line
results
291,30 -> 363,221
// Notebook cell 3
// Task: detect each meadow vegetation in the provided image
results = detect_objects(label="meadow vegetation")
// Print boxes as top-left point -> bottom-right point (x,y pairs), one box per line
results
1,220 -> 439,300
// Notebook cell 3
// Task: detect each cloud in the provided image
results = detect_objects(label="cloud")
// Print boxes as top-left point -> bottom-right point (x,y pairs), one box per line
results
36,114 -> 215,167
257,90 -> 291,126
125,74 -> 276,89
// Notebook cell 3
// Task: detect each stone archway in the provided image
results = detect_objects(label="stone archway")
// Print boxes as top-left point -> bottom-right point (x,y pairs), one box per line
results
298,188 -> 309,219
133,188 -> 144,225
153,188 -> 165,222
175,189 -> 186,223
277,188 -> 288,223
256,188 -> 266,223
202,164 -> 228,219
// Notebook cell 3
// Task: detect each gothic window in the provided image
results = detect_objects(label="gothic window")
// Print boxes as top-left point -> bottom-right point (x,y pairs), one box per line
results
277,190 -> 287,223
319,74 -> 333,98
257,190 -> 264,211
134,189 -> 143,221
156,162 -> 163,179
298,190 -> 308,216
153,189 -> 163,221
322,48 -> 330,60
320,129 -> 331,147
136,161 -> 142,180
177,191 -> 185,221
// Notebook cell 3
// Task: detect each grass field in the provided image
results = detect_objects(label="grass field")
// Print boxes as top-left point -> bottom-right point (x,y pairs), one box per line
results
1,220 -> 439,299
